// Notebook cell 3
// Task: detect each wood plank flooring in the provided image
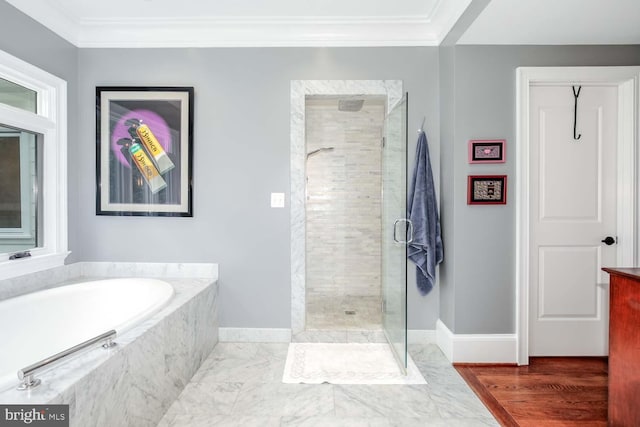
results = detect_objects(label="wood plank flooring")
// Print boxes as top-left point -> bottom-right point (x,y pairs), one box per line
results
455,358 -> 608,426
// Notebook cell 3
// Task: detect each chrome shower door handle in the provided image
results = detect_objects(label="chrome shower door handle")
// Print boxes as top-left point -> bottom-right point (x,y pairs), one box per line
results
393,219 -> 402,243
393,219 -> 414,244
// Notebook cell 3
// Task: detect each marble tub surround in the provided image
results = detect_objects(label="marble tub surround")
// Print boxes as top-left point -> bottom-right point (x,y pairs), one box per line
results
0,261 -> 217,301
158,342 -> 498,426
0,262 -> 82,301
0,262 -> 218,427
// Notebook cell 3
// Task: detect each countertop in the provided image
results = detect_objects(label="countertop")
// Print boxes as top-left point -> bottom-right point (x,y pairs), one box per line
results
602,268 -> 640,281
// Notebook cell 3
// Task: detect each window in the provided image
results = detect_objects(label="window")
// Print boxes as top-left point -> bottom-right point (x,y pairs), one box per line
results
0,49 -> 68,280
0,77 -> 37,113
0,126 -> 42,253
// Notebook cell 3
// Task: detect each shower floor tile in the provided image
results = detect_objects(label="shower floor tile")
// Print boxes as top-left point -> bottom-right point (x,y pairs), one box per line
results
157,343 -> 499,427
306,295 -> 382,330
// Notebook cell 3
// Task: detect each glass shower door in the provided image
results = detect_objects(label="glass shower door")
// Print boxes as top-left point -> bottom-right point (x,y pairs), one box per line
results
382,93 -> 408,373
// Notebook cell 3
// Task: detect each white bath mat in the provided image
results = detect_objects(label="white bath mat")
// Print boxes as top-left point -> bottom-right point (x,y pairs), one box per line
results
282,343 -> 427,385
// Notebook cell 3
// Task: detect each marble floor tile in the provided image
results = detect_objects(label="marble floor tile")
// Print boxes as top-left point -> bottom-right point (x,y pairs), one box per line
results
162,381 -> 242,416
400,418 -> 499,427
203,342 -> 261,360
192,344 -> 287,384
155,413 -> 174,427
407,343 -> 452,366
429,384 -> 496,420
415,364 -> 470,387
156,343 -> 499,427
232,382 -> 335,417
293,330 -> 349,343
334,384 -> 437,418
166,414 -> 281,427
281,416 -> 396,426
282,416 -> 498,427
254,343 -> 290,360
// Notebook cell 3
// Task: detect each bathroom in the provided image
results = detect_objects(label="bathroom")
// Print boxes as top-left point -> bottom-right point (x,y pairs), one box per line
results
1,0 -> 640,425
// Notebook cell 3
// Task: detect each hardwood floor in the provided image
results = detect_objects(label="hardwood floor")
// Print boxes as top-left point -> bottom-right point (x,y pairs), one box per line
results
455,358 -> 608,426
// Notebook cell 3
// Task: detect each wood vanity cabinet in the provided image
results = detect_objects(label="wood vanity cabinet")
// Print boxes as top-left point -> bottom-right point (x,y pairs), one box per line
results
602,268 -> 640,427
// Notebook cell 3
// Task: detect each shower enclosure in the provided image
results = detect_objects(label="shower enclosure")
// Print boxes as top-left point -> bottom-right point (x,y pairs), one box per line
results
291,80 -> 407,371
305,96 -> 386,330
381,94 -> 409,371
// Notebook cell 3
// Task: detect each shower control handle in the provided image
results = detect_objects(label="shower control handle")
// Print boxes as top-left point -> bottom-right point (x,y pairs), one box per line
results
393,219 -> 414,244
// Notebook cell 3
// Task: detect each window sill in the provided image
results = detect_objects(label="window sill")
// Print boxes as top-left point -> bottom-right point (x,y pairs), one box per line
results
0,251 -> 70,281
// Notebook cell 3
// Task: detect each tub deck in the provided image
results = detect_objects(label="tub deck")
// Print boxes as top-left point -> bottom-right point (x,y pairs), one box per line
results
0,262 -> 218,427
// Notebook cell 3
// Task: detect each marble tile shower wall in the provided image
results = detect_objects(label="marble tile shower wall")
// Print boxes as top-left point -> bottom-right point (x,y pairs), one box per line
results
305,98 -> 385,300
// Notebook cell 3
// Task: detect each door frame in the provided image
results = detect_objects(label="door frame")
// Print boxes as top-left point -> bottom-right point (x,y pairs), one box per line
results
516,66 -> 640,365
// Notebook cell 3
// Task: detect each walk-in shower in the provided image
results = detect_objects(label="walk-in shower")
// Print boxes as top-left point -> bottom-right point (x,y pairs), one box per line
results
304,95 -> 386,330
291,80 -> 408,370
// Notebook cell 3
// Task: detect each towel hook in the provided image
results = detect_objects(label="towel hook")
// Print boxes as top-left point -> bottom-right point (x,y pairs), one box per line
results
572,86 -> 582,140
418,116 -> 426,134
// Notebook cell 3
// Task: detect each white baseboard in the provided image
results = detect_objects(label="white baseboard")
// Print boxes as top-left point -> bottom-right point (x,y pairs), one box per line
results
219,327 -> 292,343
436,319 -> 517,364
436,320 -> 455,361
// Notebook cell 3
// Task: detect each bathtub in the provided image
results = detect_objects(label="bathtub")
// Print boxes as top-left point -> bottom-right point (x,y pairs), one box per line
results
0,278 -> 174,391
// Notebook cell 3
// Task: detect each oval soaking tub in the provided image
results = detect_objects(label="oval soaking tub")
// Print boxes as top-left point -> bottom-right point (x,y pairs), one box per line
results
0,278 -> 174,391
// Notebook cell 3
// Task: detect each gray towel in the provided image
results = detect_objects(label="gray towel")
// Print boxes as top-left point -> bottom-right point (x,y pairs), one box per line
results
407,130 -> 444,295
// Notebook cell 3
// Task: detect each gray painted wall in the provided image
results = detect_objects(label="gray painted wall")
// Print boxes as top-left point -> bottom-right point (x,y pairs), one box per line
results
440,44 -> 640,334
438,44 -> 456,331
75,47 -> 441,330
0,2 -> 77,81
5,0 -> 640,336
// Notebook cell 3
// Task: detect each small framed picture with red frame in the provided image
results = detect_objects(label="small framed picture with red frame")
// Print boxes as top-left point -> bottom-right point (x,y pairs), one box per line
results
467,175 -> 507,205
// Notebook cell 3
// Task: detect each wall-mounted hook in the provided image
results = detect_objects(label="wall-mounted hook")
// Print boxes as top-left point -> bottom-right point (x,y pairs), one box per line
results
418,116 -> 426,134
572,86 -> 582,140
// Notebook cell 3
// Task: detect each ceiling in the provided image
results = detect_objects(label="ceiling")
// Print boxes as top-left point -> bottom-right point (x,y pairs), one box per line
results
5,0 -> 640,48
460,0 -> 640,45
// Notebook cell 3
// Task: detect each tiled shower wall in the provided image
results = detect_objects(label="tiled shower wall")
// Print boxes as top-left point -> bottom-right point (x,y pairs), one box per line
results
305,96 -> 385,329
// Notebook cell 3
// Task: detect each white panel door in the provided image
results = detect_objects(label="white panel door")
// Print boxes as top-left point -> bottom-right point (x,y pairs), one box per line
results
529,85 -> 618,356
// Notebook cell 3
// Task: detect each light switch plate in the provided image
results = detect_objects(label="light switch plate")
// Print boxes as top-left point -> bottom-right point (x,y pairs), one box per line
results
271,192 -> 285,208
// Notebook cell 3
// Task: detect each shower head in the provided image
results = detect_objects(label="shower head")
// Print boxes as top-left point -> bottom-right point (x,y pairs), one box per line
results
306,147 -> 335,159
338,99 -> 364,112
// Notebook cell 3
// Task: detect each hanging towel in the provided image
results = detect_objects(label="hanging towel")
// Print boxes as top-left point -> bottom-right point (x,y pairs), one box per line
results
407,130 -> 443,295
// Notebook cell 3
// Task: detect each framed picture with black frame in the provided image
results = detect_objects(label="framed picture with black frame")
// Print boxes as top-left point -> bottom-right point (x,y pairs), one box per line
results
96,86 -> 194,216
468,139 -> 505,163
467,175 -> 507,205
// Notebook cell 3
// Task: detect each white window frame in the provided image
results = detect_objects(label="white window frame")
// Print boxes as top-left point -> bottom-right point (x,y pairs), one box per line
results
0,49 -> 68,280
0,129 -> 37,242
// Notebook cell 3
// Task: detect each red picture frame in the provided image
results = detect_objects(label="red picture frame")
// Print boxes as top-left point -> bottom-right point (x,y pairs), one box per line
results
467,175 -> 507,205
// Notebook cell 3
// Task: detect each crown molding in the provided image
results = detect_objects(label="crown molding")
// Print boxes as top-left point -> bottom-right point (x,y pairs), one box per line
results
7,0 -> 474,47
74,16 -> 440,47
